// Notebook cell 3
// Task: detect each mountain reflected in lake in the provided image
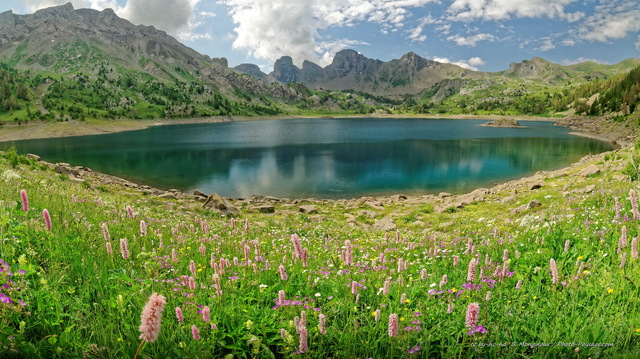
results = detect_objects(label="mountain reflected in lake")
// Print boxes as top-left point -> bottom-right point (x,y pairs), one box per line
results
7,118 -> 615,198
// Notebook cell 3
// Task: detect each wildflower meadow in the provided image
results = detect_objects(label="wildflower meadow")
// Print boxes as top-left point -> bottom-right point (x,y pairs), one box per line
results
0,146 -> 639,358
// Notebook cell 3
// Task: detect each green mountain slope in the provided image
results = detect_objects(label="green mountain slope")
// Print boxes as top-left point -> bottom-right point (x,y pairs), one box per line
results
0,3 -> 311,122
1,3 -> 639,124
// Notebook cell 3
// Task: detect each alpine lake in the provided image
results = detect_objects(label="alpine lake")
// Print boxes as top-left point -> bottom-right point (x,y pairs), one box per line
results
7,117 -> 615,199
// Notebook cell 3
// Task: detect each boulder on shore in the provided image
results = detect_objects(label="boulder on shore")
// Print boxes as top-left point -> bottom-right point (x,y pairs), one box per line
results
299,205 -> 318,214
203,193 -> 240,216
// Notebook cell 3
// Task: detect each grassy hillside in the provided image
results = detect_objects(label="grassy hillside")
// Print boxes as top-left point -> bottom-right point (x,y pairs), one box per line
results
570,66 -> 640,117
0,144 -> 639,358
0,62 -> 397,125
0,62 -> 288,124
403,61 -> 640,118
2,60 -> 639,126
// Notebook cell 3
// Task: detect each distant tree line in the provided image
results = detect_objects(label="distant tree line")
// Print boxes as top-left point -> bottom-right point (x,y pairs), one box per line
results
568,65 -> 640,116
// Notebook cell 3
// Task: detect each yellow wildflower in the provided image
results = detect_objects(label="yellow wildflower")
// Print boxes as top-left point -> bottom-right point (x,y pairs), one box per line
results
18,255 -> 27,266
608,288 -> 614,294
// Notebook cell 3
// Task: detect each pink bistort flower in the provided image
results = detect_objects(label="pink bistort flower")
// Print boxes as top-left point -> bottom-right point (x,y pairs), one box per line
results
120,238 -> 129,260
20,189 -> 28,212
550,258 -> 559,285
202,306 -> 210,322
191,325 -> 200,340
388,313 -> 399,337
467,258 -> 477,282
43,209 -> 51,231
139,293 -> 166,343
175,307 -> 184,323
465,302 -> 480,328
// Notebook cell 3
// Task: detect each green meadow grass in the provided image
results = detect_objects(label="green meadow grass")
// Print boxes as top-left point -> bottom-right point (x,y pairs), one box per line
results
0,147 -> 639,358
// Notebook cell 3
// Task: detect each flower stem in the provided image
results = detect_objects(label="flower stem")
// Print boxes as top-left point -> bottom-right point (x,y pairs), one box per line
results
133,339 -> 145,359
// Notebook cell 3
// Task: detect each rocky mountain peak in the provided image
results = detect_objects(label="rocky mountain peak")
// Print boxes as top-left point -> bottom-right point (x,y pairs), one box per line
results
272,56 -> 300,83
234,63 -> 271,82
331,49 -> 365,70
0,3 -> 305,102
399,51 -> 433,72
34,2 -> 75,19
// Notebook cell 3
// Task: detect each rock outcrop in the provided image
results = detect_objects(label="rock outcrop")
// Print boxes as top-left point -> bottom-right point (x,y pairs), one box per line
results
265,49 -> 483,96
481,119 -> 523,128
203,193 -> 240,216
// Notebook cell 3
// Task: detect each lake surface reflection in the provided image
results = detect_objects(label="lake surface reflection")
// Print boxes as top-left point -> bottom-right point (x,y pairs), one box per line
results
8,118 -> 615,198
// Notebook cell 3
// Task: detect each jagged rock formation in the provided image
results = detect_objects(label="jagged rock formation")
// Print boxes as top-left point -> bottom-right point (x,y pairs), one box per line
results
234,49 -> 640,100
234,63 -> 274,83
258,49 -> 484,97
2,3 -> 639,107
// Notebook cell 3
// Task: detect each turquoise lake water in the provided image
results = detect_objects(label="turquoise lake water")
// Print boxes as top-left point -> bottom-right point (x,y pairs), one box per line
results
7,118 -> 615,199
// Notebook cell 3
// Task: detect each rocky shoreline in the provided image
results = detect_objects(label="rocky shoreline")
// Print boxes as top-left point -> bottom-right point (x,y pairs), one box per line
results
3,113 -> 635,230
0,115 -> 307,142
26,141 -> 629,232
1,114 -> 629,146
553,115 -> 636,147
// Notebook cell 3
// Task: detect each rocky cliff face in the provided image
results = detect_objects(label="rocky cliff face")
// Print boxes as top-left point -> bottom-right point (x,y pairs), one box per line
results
502,57 -> 576,84
234,63 -> 273,83
0,3 -> 201,70
0,3 -> 302,101
263,49 -> 481,97
272,56 -> 300,83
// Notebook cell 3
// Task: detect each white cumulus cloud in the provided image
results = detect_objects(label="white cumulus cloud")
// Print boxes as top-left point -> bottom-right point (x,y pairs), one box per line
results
576,1 -> 640,42
467,57 -> 485,66
19,0 -> 120,12
447,33 -> 496,47
223,0 -> 436,67
316,39 -> 370,66
433,56 -> 485,71
560,57 -> 609,65
120,0 -> 199,34
447,0 -> 583,22
16,0 -> 207,40
538,37 -> 556,51
407,17 -> 431,42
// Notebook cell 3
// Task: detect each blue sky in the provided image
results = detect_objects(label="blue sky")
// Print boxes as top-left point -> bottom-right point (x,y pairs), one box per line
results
1,0 -> 639,72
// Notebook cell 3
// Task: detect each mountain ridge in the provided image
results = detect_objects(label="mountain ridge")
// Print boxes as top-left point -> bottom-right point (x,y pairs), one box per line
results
3,2 -> 638,100
0,2 -> 303,104
235,49 -> 639,97
1,3 -> 639,123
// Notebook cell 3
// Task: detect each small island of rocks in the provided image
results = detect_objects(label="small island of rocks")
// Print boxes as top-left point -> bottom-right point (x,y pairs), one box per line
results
481,119 -> 524,128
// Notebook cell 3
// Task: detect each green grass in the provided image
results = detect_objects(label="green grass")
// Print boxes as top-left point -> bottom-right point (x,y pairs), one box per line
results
0,145 -> 639,358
